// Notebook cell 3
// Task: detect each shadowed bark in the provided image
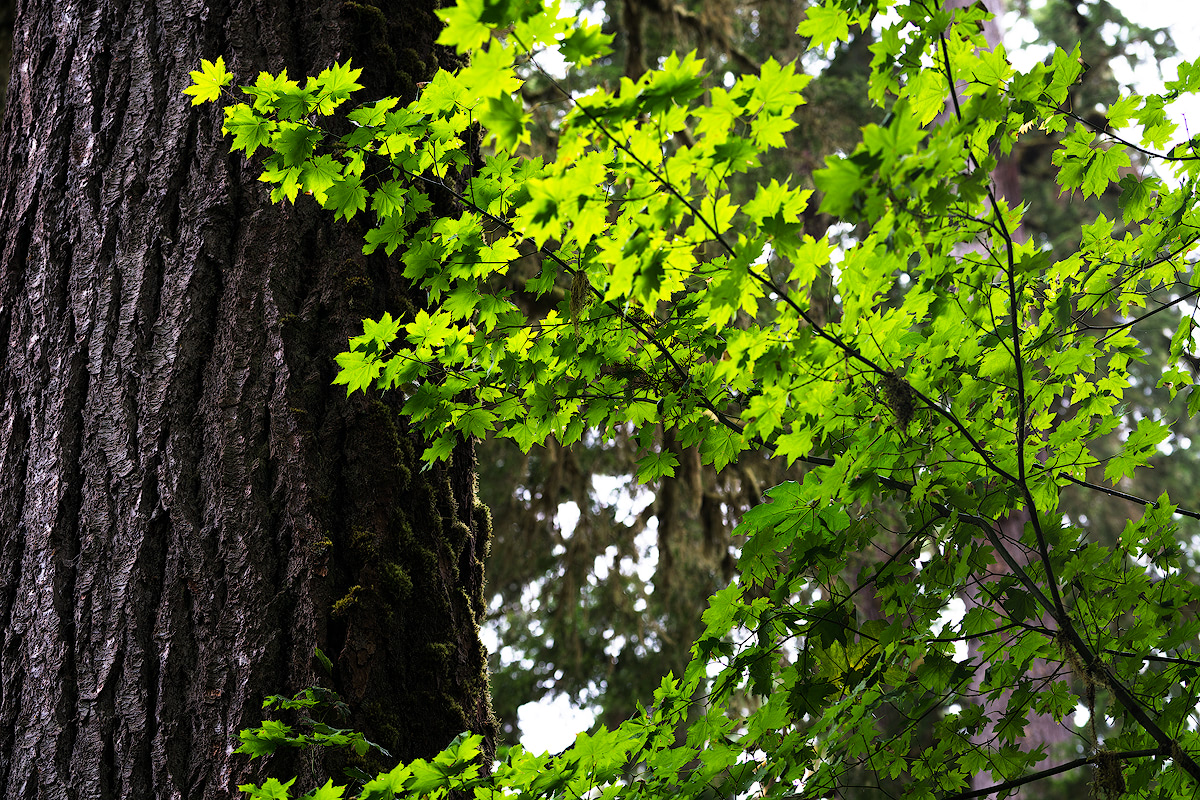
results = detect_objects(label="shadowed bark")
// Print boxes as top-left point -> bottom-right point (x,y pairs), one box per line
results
0,0 -> 495,797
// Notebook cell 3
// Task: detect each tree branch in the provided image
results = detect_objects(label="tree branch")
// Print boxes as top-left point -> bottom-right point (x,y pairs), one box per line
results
939,748 -> 1164,800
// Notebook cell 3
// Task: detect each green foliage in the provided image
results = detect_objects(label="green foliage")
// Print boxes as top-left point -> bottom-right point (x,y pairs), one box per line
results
235,687 -> 390,763
191,0 -> 1200,796
184,57 -> 233,105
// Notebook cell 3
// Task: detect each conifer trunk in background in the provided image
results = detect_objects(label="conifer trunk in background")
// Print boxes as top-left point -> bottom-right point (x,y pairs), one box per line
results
939,3 -> 1073,793
0,1 -> 495,796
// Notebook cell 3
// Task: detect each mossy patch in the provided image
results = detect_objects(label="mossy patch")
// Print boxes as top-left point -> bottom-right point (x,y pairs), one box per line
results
381,562 -> 412,602
309,0 -> 497,769
324,405 -> 495,764
331,585 -> 362,618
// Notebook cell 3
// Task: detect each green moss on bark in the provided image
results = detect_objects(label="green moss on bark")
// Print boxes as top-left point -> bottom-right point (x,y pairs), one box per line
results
298,0 -> 497,772
325,396 -> 495,766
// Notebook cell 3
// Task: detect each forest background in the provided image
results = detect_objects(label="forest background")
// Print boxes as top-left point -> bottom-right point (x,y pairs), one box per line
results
180,0 -> 1200,796
187,0 -> 1200,791
474,0 -> 1200,757
184,0 -> 1200,796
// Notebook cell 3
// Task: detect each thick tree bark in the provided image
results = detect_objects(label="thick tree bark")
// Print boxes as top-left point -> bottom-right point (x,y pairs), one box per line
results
0,1 -> 495,797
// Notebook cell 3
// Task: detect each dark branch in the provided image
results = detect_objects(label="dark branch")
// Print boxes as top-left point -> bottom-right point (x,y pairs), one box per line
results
938,748 -> 1164,800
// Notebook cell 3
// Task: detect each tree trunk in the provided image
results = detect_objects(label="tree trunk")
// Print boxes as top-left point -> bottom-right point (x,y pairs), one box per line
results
0,1 -> 496,797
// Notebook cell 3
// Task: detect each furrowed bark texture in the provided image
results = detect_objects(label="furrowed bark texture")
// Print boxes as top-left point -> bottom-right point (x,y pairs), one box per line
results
0,1 -> 496,797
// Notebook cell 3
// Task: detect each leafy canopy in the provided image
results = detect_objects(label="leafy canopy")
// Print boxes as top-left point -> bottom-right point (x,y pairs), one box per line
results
190,0 -> 1200,796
